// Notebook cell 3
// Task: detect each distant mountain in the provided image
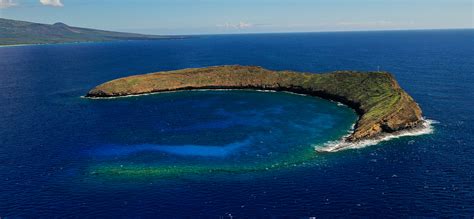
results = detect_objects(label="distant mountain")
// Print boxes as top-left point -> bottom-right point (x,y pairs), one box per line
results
0,18 -> 183,45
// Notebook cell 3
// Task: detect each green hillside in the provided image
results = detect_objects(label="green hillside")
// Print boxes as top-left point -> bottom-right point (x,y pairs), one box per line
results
0,18 -> 182,45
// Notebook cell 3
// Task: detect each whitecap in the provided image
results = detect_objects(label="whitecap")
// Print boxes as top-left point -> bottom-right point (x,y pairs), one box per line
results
316,118 -> 436,153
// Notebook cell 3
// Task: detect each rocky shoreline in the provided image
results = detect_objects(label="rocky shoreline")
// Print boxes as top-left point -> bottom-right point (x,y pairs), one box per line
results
86,65 -> 423,144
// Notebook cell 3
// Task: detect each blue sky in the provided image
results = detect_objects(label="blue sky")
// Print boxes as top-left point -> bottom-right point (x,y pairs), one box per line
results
1,0 -> 473,34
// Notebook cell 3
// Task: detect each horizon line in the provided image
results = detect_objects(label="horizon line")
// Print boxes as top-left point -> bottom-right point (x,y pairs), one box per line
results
180,27 -> 474,36
2,17 -> 473,37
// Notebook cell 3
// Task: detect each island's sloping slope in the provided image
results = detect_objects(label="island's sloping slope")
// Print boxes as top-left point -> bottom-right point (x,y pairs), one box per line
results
87,65 -> 423,142
0,18 -> 180,45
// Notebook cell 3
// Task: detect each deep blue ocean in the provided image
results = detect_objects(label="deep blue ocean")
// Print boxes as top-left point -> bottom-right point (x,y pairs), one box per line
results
0,30 -> 473,217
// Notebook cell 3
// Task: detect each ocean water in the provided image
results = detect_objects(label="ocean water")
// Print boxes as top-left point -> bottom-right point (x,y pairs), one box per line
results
0,30 -> 473,217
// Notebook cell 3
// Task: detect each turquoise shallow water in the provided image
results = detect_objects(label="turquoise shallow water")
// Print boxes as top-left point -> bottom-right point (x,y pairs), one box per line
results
85,90 -> 356,176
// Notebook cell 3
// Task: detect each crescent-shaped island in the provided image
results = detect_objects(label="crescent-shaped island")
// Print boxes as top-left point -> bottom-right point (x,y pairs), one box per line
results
86,65 -> 424,151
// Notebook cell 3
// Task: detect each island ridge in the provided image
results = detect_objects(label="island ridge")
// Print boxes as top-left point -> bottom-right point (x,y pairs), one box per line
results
86,65 -> 423,147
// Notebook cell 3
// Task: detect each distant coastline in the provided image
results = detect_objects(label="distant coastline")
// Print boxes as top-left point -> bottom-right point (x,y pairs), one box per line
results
0,38 -> 189,48
0,42 -> 95,48
2,23 -> 471,47
0,18 -> 186,46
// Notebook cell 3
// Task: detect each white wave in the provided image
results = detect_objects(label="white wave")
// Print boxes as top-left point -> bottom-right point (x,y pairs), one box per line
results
82,88 -> 233,99
282,91 -> 308,96
81,91 -> 163,99
256,89 -> 277,93
316,118 -> 436,153
83,89 -> 304,99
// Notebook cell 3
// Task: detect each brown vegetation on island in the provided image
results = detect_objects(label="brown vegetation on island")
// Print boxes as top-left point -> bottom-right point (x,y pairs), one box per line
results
87,65 -> 423,143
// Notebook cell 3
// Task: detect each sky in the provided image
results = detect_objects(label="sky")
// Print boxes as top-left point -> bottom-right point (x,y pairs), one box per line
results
0,0 -> 473,35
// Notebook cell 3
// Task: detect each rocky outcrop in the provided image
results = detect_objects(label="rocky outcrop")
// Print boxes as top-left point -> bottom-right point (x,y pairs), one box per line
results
86,65 -> 423,143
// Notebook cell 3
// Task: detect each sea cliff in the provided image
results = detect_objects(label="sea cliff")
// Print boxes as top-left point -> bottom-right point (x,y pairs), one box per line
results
86,65 -> 423,144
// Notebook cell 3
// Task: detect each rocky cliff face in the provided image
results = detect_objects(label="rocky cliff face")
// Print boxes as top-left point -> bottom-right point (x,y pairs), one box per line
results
87,65 -> 423,142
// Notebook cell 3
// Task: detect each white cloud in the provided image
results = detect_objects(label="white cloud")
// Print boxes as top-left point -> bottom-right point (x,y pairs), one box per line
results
0,0 -> 17,9
40,0 -> 63,7
217,21 -> 255,29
